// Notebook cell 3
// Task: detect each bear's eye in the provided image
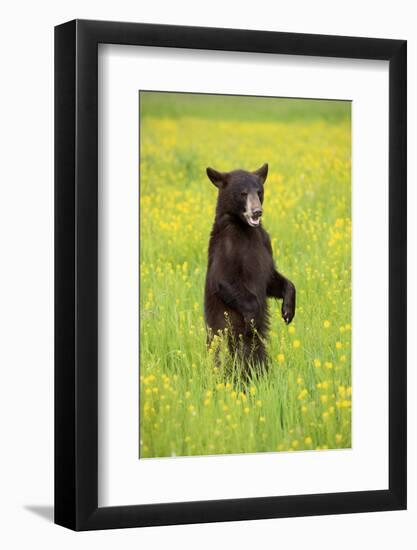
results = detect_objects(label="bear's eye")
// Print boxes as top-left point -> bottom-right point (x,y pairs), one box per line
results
257,191 -> 263,198
241,192 -> 248,198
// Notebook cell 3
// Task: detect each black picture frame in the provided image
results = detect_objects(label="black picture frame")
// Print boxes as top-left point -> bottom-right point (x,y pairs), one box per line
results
55,19 -> 407,531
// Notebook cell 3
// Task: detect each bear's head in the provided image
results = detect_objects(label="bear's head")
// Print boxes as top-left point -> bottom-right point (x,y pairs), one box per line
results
206,164 -> 268,227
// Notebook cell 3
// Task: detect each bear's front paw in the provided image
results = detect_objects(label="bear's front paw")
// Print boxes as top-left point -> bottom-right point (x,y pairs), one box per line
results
243,311 -> 256,326
281,303 -> 295,325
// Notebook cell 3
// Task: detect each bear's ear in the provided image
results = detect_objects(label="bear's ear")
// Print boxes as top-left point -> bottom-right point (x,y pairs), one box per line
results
206,167 -> 227,188
253,163 -> 268,185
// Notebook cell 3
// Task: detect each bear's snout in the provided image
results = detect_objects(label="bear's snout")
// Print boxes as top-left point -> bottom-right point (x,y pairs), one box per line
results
252,208 -> 262,220
244,193 -> 263,227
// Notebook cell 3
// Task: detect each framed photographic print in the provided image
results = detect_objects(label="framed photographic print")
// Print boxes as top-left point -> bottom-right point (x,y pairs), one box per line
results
55,20 -> 407,530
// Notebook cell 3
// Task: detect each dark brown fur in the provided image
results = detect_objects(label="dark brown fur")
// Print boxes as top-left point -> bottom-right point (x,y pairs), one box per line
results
204,164 -> 296,373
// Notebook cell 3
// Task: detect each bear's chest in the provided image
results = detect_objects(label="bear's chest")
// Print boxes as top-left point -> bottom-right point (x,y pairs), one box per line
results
228,232 -> 273,288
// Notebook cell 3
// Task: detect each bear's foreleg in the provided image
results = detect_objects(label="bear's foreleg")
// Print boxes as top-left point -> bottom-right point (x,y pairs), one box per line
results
215,280 -> 260,324
267,270 -> 296,324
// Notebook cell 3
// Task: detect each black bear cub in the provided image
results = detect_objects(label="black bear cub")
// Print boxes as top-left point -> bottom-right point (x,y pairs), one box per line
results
204,163 -> 296,373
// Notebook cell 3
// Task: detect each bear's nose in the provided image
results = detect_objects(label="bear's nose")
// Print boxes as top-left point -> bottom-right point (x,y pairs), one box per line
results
252,209 -> 263,220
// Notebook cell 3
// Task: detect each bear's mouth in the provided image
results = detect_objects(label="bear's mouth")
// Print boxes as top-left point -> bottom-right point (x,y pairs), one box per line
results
247,216 -> 261,227
244,211 -> 262,227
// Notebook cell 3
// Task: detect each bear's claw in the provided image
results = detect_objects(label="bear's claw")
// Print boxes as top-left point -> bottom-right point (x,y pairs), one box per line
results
282,305 -> 294,325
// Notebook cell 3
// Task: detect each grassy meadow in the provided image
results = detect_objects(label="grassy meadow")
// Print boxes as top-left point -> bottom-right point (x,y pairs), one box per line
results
139,92 -> 351,458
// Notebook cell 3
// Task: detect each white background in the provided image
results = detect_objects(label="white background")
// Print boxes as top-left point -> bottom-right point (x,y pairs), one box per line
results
0,1 -> 415,549
99,46 -> 389,506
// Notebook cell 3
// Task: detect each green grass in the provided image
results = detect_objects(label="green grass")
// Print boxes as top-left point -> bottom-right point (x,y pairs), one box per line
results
140,91 -> 351,123
139,91 -> 351,458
